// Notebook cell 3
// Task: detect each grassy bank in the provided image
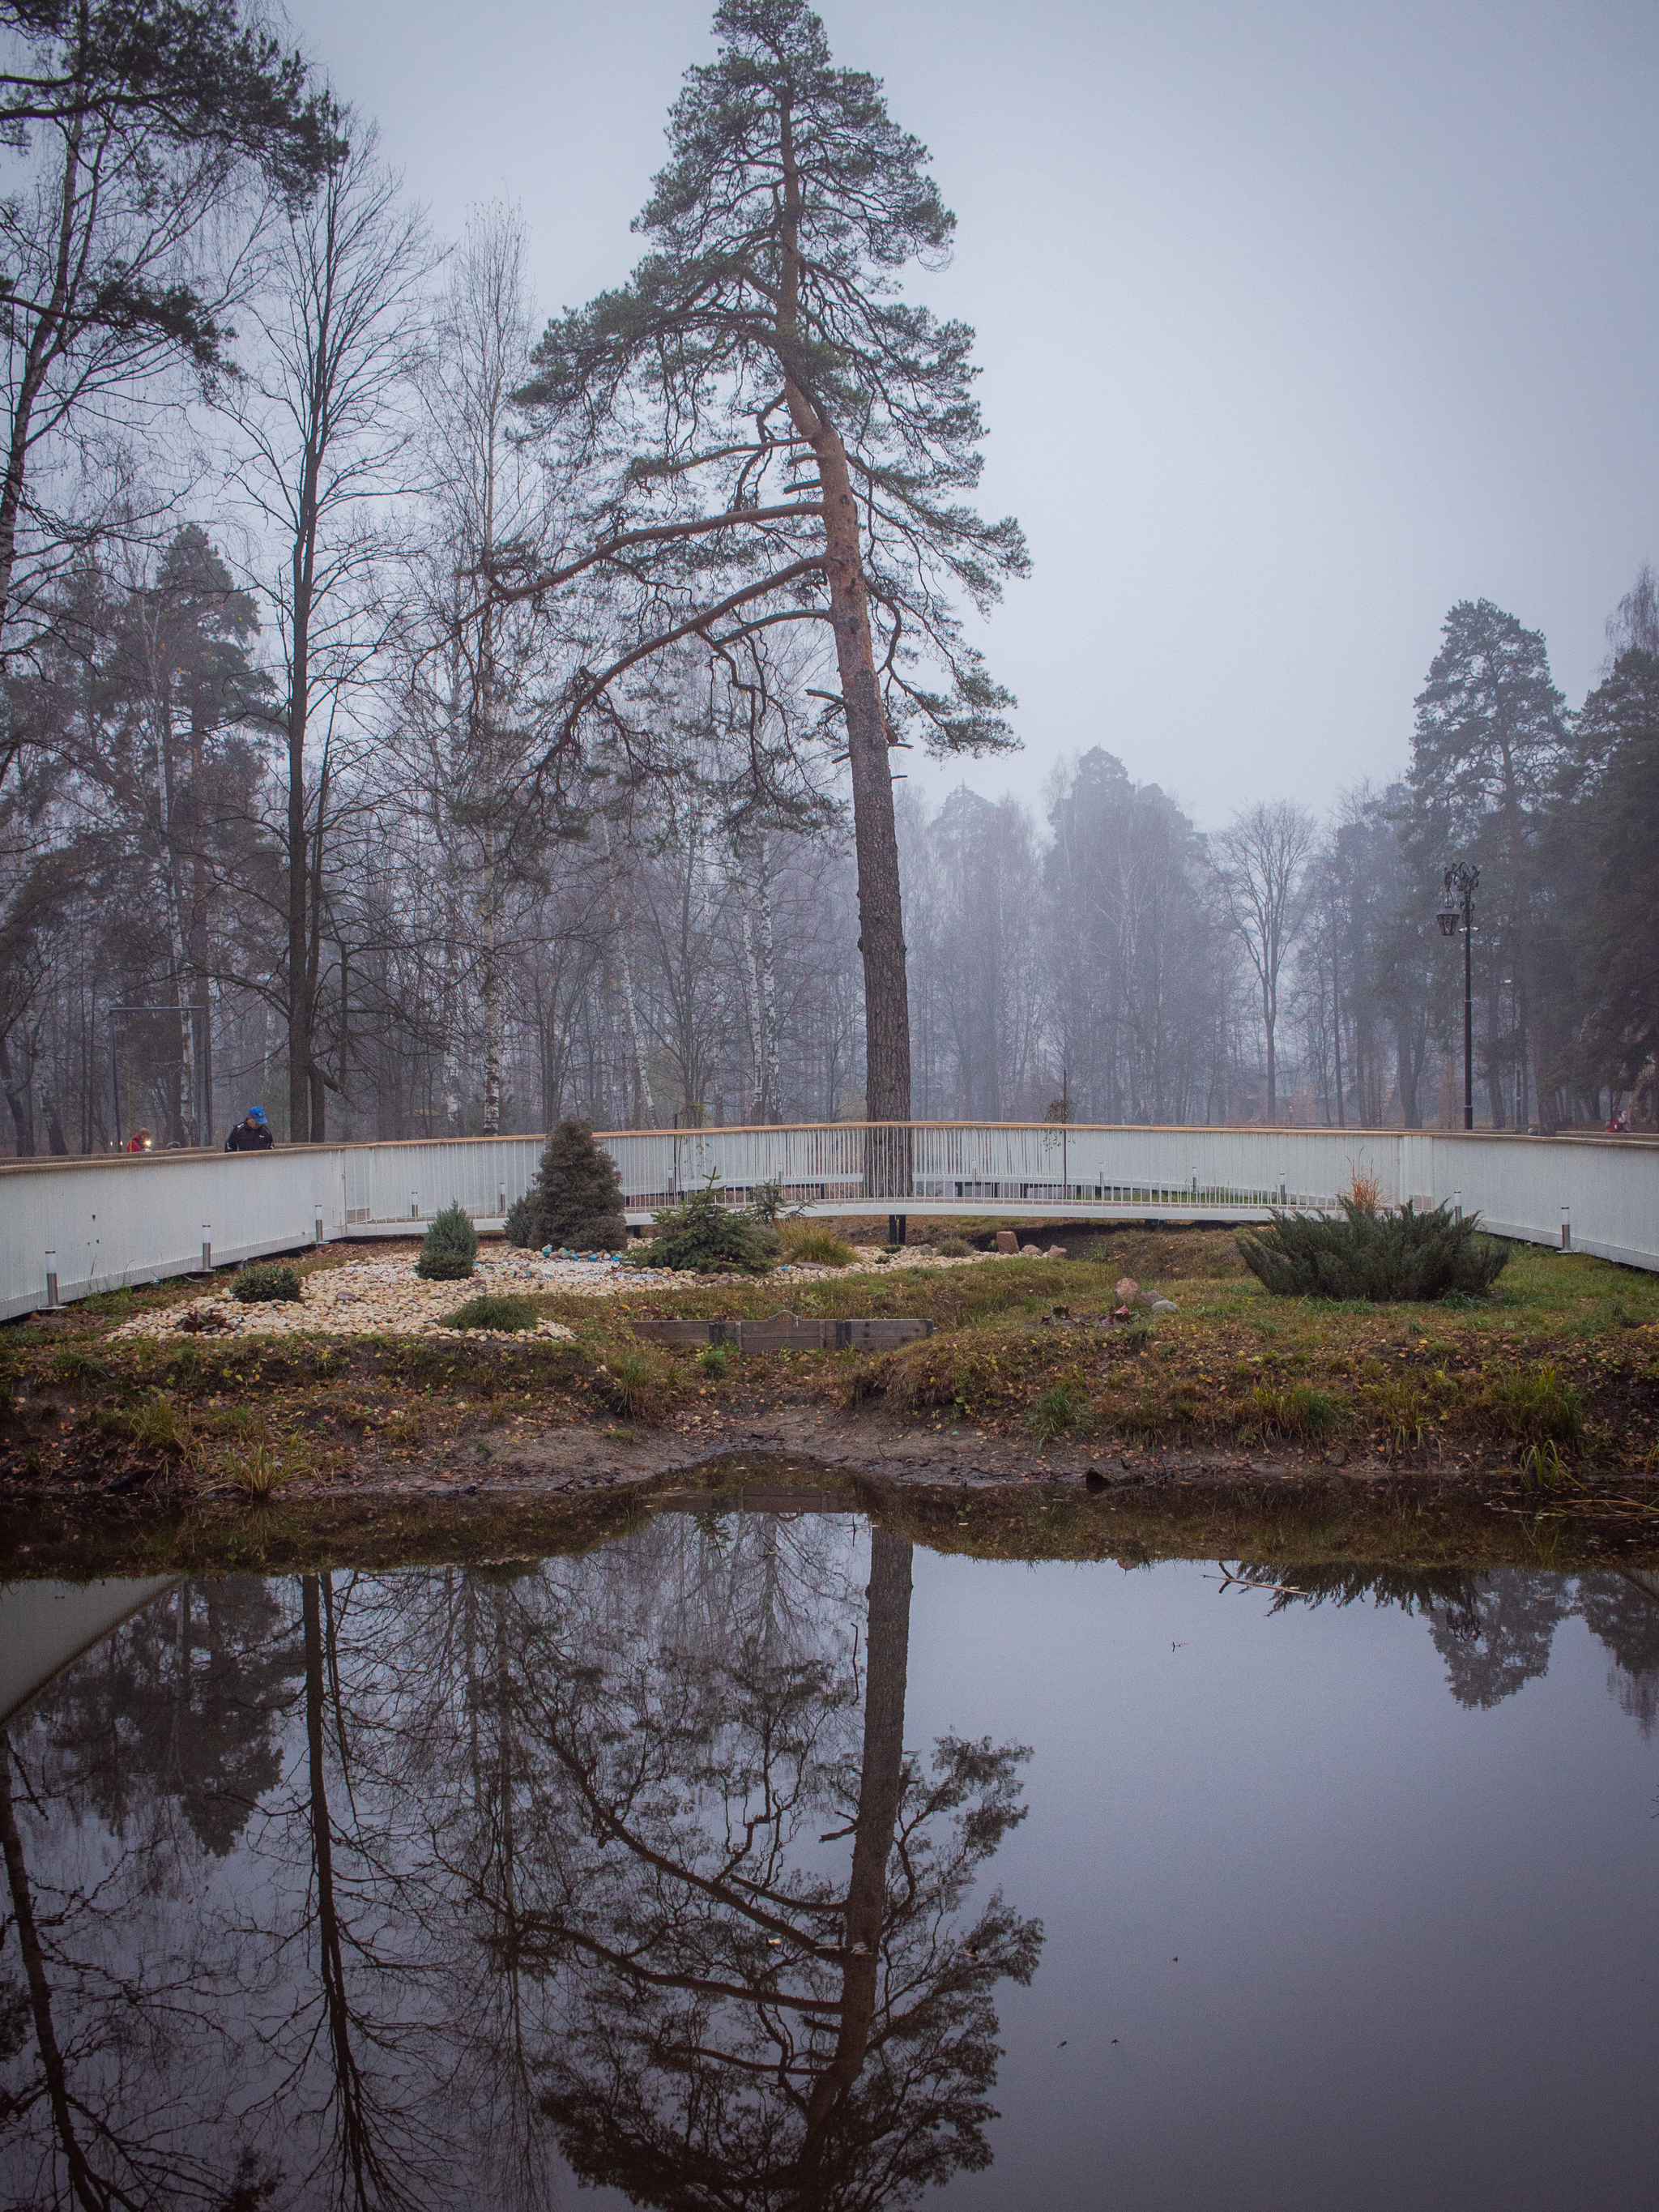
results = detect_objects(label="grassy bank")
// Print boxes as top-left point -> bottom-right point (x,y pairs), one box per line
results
2,1226 -> 1657,1518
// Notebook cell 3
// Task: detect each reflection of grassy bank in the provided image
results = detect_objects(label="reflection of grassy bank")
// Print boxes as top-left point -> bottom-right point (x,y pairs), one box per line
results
3,1228 -> 1657,1505
2,1451 -> 1652,1582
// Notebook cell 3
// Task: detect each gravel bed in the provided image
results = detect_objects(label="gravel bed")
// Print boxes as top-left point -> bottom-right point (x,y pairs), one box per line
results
110,1243 -> 999,1343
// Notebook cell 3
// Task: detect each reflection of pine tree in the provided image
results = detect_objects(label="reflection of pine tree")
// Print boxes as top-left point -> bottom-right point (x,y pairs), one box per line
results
1576,1570 -> 1659,1737
1427,1571 -> 1572,1709
37,1577 -> 301,1855
0,1525 -> 1039,2210
471,1518 -> 1041,2209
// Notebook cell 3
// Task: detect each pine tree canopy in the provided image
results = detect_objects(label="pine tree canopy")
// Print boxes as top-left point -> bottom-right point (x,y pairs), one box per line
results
1565,647 -> 1659,1087
1408,599 -> 1568,839
0,0 -> 342,194
509,0 -> 1027,762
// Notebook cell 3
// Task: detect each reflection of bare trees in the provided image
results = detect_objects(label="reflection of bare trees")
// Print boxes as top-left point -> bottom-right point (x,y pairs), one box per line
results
0,1519 -> 1038,2209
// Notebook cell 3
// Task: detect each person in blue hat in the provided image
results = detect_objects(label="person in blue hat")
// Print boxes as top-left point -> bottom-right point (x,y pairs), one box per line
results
224,1106 -> 275,1151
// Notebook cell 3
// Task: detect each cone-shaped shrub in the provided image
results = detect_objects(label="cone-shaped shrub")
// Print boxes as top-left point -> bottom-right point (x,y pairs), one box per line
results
416,1201 -> 480,1281
520,1119 -> 629,1251
1238,1198 -> 1508,1303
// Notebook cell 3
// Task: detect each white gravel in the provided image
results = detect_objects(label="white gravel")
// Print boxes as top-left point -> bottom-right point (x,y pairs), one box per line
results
110,1241 -> 999,1343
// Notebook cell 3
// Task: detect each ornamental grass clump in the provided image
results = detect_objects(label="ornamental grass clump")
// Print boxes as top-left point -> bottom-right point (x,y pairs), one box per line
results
594,1345 -> 677,1422
776,1220 -> 855,1266
232,1262 -> 302,1304
628,1178 -> 777,1275
1238,1198 -> 1508,1304
416,1202 -> 480,1281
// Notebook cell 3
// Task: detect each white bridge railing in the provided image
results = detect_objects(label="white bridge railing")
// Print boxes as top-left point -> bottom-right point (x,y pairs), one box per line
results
1,1121 -> 1654,1319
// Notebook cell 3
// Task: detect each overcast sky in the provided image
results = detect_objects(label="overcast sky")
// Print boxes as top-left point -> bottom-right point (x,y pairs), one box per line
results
285,0 -> 1658,830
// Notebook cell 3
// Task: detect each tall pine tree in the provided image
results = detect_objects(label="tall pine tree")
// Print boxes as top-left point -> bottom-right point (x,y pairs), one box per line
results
1563,648 -> 1659,1115
1404,600 -> 1568,1126
508,0 -> 1026,1125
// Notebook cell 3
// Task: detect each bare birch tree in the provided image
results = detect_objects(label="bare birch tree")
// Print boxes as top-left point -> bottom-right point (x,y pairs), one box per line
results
412,206 -> 548,1134
1213,799 -> 1316,1122
228,122 -> 433,1140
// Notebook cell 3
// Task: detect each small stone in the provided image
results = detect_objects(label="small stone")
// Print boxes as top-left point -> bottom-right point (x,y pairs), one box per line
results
1020,1244 -> 1043,1257
995,1230 -> 1020,1253
1115,1276 -> 1140,1303
1045,1245 -> 1067,1258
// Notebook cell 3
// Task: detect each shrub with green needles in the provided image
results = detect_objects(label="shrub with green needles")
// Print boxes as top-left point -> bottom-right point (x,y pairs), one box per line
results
416,1202 -> 480,1282
232,1262 -> 302,1304
629,1176 -> 777,1275
1239,1198 -> 1508,1304
442,1293 -> 539,1333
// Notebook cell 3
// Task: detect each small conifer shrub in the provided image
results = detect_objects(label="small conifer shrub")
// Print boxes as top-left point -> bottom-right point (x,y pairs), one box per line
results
442,1293 -> 539,1333
416,1202 -> 480,1282
627,1177 -> 777,1275
518,1120 -> 629,1251
1239,1198 -> 1508,1303
232,1262 -> 302,1304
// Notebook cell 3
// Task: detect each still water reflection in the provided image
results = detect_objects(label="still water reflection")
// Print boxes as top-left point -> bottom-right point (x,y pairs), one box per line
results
1,1522 -> 1657,2211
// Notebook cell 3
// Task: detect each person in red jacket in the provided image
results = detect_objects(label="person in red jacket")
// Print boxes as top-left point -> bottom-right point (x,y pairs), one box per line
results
126,1127 -> 152,1153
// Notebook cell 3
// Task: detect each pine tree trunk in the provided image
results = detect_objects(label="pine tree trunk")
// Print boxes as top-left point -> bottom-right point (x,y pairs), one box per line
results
777,102 -> 911,1133
797,1530 -> 914,2176
757,857 -> 781,1121
812,425 -> 911,1124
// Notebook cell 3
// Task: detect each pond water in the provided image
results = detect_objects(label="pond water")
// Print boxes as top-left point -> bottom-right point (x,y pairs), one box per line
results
2,1517 -> 1657,2211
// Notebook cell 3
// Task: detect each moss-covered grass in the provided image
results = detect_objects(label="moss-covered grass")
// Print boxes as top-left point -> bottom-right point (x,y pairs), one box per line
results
565,1228 -> 1659,1472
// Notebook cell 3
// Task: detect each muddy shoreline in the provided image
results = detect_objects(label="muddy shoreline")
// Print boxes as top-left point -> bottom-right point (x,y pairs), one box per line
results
4,1413 -> 1657,1581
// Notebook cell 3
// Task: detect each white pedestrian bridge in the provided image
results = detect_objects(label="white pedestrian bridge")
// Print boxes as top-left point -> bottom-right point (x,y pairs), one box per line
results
2,1121 -> 1655,1320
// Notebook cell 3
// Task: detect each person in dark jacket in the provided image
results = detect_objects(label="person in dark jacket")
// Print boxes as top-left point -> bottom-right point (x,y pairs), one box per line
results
225,1107 -> 275,1151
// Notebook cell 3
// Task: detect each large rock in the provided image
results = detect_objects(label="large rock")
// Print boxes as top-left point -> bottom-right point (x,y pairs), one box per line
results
995,1230 -> 1020,1253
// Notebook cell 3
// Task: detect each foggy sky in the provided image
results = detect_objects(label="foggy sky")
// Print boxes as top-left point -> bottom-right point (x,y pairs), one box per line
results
284,0 -> 1659,829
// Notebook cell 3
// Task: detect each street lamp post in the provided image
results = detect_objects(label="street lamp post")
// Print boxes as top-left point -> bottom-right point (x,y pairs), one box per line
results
1437,865 -> 1479,1132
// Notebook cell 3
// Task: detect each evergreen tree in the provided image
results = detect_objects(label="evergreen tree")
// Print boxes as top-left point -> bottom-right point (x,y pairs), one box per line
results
509,0 -> 1027,1123
522,1120 -> 629,1252
416,1202 -> 479,1281
1563,648 -> 1659,1112
0,0 -> 339,770
1403,600 -> 1568,1127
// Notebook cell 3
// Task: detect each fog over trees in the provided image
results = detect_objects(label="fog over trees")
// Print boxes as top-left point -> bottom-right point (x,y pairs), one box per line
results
0,0 -> 1654,1155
